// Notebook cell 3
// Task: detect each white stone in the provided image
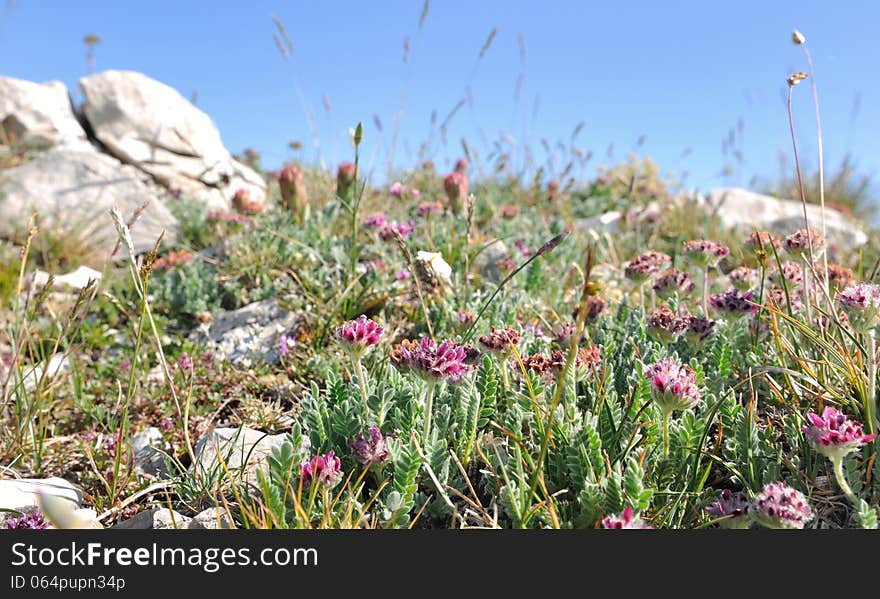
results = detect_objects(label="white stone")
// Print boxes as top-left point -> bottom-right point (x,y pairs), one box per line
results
0,148 -> 178,255
0,477 -> 82,512
191,427 -> 293,485
192,507 -> 236,529
0,77 -> 89,149
112,508 -> 200,530
79,70 -> 265,209
702,188 -> 867,247
192,300 -> 300,366
27,265 -> 102,291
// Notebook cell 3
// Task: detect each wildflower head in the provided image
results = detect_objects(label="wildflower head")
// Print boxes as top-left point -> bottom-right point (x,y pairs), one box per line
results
709,288 -> 758,318
336,315 -> 383,357
555,322 -> 578,348
417,200 -> 444,218
379,220 -> 416,241
390,337 -> 474,386
644,357 -> 702,415
395,269 -> 410,281
278,164 -> 308,217
745,231 -> 782,252
769,261 -> 804,286
390,181 -> 403,197
652,269 -> 695,299
646,305 -> 688,344
792,29 -> 806,45
818,263 -> 855,290
6,508 -> 50,530
337,162 -> 357,197
784,228 -> 825,254
363,212 -> 388,229
683,239 -> 729,268
601,506 -> 653,529
443,171 -> 468,215
835,282 -> 880,333
706,490 -> 752,529
231,188 -> 262,215
478,325 -> 522,357
624,251 -> 671,285
683,315 -> 716,346
300,451 -> 342,487
803,407 -> 876,461
750,482 -> 813,529
349,426 -> 390,467
279,334 -> 295,358
728,266 -> 758,291
178,352 -> 193,371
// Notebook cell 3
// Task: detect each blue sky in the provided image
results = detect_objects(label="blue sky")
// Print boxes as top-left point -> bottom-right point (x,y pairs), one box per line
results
1,0 -> 878,193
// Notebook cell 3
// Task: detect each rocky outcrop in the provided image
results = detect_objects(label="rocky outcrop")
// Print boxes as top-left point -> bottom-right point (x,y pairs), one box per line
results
0,148 -> 177,254
0,78 -> 89,150
701,188 -> 867,248
79,70 -> 265,210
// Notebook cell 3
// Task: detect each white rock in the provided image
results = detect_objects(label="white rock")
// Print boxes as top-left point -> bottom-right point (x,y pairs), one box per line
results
21,354 -> 70,392
702,188 -> 867,248
131,427 -> 172,479
191,427 -> 295,486
193,507 -> 236,529
575,210 -> 623,235
474,240 -> 510,283
79,70 -> 266,210
0,77 -> 89,149
27,265 -> 102,291
0,148 -> 178,255
112,508 -> 201,530
0,477 -> 83,512
192,300 -> 300,366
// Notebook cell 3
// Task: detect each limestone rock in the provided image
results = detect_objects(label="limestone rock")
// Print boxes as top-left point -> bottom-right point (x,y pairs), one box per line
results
79,70 -> 265,210
192,300 -> 300,366
0,77 -> 89,149
0,477 -> 82,512
191,427 -> 293,485
0,148 -> 178,255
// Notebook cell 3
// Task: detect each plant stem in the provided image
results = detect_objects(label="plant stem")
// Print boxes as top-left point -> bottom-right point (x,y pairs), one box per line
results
830,456 -> 859,506
801,42 -> 830,298
354,356 -> 370,420
663,410 -> 671,458
786,83 -> 816,275
423,381 -> 436,442
702,265 -> 710,316
866,329 -> 877,438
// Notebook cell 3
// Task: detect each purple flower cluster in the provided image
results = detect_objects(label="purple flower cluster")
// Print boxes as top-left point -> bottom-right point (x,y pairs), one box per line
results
769,261 -> 803,286
835,282 -> 880,333
336,315 -> 383,357
709,288 -> 758,318
683,315 -> 716,346
6,509 -> 49,530
646,305 -> 688,343
683,239 -> 729,267
178,352 -> 193,371
624,251 -> 671,284
644,357 -> 702,414
279,334 -> 295,358
728,266 -> 758,291
363,212 -> 388,229
750,482 -> 813,529
601,506 -> 653,529
652,269 -> 695,299
417,200 -> 444,218
379,219 -> 416,241
784,228 -> 825,253
706,490 -> 751,529
300,450 -> 342,488
390,337 -> 475,386
803,407 -> 876,461
349,426 -> 390,466
478,326 -> 522,356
